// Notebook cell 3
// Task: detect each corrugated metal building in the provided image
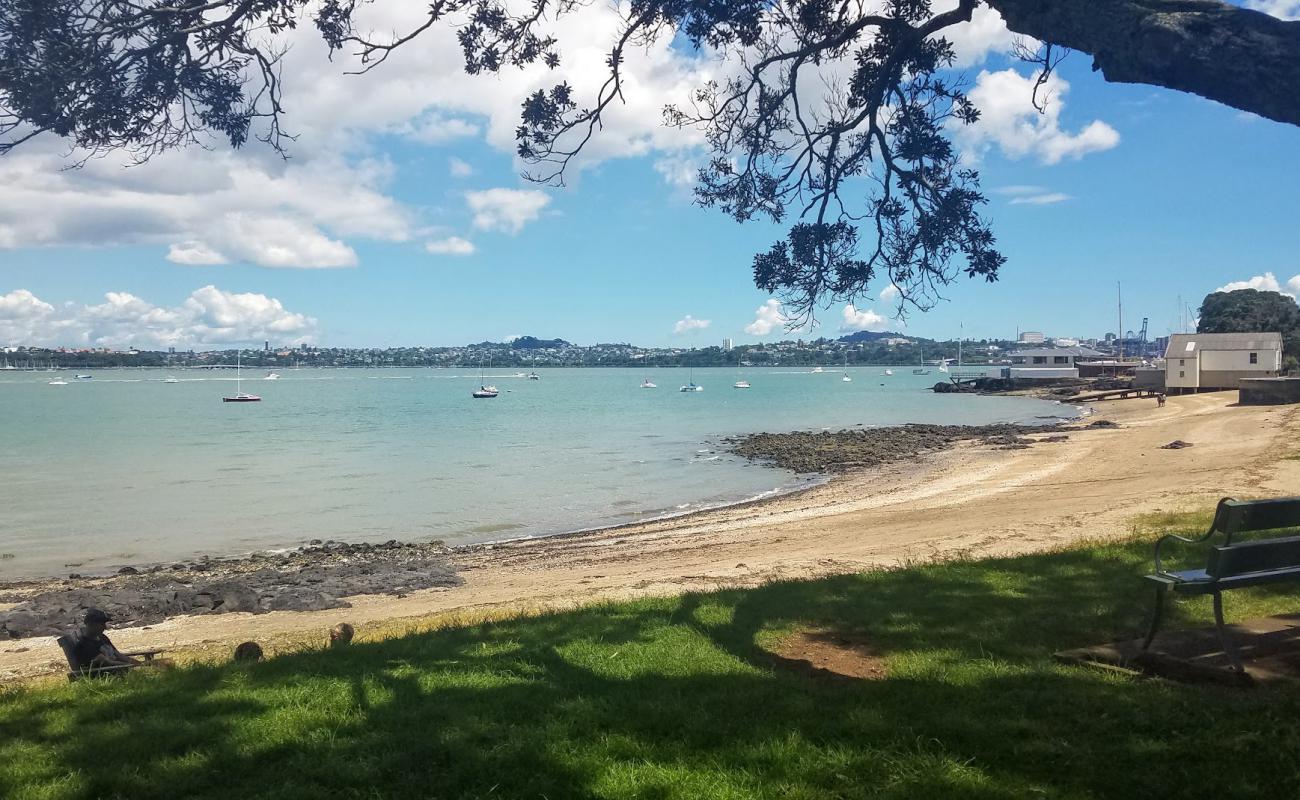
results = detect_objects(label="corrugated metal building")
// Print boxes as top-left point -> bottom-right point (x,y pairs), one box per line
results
1164,332 -> 1283,392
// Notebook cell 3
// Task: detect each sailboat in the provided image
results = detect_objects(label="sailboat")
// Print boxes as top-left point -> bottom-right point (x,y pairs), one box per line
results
641,377 -> 657,389
527,372 -> 540,380
679,367 -> 703,392
842,354 -> 852,382
883,369 -> 894,376
912,342 -> 930,375
223,352 -> 261,402
472,360 -> 499,398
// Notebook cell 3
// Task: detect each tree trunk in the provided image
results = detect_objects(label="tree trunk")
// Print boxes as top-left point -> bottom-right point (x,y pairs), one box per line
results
987,0 -> 1300,126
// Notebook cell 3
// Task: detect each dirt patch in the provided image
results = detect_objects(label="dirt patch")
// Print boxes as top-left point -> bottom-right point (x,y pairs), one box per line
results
767,629 -> 888,681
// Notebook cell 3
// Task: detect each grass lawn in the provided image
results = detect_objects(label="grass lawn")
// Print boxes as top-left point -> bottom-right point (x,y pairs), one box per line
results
4,513 -> 1300,799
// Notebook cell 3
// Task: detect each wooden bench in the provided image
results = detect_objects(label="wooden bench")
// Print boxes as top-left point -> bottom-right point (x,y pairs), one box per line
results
1142,496 -> 1300,671
56,635 -> 165,681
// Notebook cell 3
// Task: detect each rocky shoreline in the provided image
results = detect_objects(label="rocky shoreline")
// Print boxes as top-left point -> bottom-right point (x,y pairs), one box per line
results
0,539 -> 461,640
1,422 -> 1082,641
725,422 -> 1069,474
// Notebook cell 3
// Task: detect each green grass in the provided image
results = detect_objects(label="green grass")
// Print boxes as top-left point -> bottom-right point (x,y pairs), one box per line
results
4,525 -> 1300,800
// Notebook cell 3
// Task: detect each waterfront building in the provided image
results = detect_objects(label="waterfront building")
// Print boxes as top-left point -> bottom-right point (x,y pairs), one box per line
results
1164,332 -> 1283,393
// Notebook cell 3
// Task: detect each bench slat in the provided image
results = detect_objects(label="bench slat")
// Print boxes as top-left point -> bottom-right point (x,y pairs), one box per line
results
1209,535 -> 1300,578
1218,497 -> 1300,538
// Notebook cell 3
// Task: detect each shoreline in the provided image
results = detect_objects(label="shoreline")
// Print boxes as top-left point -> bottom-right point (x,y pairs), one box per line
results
4,392 -> 1295,680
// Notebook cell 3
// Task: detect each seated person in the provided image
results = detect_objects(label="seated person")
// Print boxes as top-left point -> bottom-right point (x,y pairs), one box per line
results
60,608 -> 149,676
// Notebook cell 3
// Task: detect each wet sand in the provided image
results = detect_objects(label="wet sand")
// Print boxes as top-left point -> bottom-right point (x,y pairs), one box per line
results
3,392 -> 1295,681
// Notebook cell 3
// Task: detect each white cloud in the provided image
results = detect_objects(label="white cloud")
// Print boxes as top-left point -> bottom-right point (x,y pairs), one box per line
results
936,1 -> 1018,67
840,304 -> 890,333
879,284 -> 900,302
1246,1 -> 1300,20
957,69 -> 1120,164
1215,272 -> 1300,298
166,242 -> 228,265
0,286 -> 317,348
449,157 -> 474,178
425,236 -> 476,255
744,299 -> 790,336
673,315 -> 711,334
467,188 -> 552,234
399,113 -> 481,144
1009,192 -> 1072,205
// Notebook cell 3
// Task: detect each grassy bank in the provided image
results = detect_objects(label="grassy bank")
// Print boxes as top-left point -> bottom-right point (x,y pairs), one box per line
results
3,517 -> 1299,799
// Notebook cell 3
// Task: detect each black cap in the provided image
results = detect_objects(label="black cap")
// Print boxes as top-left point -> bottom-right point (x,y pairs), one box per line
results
84,608 -> 111,624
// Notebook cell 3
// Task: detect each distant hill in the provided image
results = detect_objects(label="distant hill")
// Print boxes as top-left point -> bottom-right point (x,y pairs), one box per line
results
837,330 -> 908,343
509,336 -> 573,350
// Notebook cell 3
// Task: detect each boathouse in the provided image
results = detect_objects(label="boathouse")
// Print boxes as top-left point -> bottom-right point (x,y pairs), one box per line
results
1164,332 -> 1282,393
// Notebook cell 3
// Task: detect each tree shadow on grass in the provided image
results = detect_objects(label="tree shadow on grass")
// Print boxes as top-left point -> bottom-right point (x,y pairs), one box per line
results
3,541 -> 1300,799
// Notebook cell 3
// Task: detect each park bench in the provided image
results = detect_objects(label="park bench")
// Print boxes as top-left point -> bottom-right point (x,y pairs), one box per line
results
55,635 -> 165,681
1142,496 -> 1300,672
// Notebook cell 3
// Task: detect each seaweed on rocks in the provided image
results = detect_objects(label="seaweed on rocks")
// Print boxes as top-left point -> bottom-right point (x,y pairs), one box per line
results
724,423 -> 1059,474
0,539 -> 462,640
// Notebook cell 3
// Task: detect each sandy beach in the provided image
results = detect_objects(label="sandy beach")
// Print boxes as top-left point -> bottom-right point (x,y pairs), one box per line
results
3,391 -> 1295,681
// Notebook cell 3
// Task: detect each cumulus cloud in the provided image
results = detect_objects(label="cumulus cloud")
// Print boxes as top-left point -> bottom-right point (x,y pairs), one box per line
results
449,157 -> 474,178
166,242 -> 228,265
399,113 -> 481,144
840,304 -> 890,333
0,286 -> 317,349
1246,1 -> 1300,20
957,69 -> 1120,164
879,284 -> 900,302
673,315 -> 711,334
1215,272 -> 1300,297
425,236 -> 476,255
743,299 -> 791,336
467,188 -> 551,234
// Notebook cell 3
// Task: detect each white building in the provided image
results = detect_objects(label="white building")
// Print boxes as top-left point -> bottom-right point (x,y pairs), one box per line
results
1164,332 -> 1283,392
1018,331 -> 1046,344
1006,346 -> 1105,380
722,338 -> 733,352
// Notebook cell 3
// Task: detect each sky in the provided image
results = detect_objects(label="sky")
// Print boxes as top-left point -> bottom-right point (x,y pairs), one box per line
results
2,1 -> 1300,350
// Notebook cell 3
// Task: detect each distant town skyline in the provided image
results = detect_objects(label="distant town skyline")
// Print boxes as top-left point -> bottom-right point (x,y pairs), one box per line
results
3,3 -> 1299,351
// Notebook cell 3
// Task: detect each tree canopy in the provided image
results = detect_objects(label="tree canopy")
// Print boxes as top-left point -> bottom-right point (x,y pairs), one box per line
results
3,1 -> 1299,322
1198,288 -> 1300,361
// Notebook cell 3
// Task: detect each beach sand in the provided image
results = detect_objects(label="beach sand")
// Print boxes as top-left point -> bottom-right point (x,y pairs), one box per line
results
3,392 -> 1296,681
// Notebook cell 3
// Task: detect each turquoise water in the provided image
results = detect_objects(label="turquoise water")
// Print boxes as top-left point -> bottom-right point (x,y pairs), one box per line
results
0,367 -> 1070,579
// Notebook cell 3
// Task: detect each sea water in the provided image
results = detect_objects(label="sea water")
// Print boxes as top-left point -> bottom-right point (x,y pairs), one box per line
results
0,367 -> 1070,578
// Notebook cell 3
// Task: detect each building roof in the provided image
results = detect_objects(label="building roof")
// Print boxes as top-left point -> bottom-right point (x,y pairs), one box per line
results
1009,346 -> 1105,358
1165,332 -> 1282,357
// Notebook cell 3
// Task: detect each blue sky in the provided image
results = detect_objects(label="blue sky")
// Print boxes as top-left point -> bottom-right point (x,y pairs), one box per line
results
2,2 -> 1299,349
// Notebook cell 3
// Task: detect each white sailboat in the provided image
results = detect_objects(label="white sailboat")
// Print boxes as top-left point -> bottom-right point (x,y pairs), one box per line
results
223,352 -> 261,402
912,342 -> 930,375
679,367 -> 703,392
842,354 -> 852,382
883,369 -> 894,376
641,377 -> 657,389
472,360 -> 498,398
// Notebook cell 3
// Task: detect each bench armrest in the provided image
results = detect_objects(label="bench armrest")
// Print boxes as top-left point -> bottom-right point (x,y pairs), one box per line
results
1153,498 -> 1232,574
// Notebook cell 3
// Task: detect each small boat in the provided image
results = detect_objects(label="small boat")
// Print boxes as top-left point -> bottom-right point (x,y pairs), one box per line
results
48,377 -> 68,385
223,353 -> 261,403
680,367 -> 703,392
527,372 -> 540,380
811,366 -> 824,373
842,373 -> 852,382
472,359 -> 498,398
884,369 -> 894,376
75,374 -> 92,380
841,355 -> 852,382
913,343 -> 930,375
733,380 -> 751,389
641,378 -> 657,389
264,372 -> 281,380
163,376 -> 180,384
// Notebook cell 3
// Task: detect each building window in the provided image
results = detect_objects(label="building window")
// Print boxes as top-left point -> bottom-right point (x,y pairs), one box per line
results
1179,359 -> 1184,366
1054,356 -> 1070,364
1179,371 -> 1185,378
1032,356 -> 1047,364
1250,352 -> 1258,364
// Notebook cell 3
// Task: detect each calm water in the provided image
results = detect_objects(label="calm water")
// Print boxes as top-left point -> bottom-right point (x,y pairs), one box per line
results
0,367 -> 1070,578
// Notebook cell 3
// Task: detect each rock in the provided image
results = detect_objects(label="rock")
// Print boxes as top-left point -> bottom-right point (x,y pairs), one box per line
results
117,566 -> 139,575
1086,419 -> 1120,429
1159,440 -> 1194,450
